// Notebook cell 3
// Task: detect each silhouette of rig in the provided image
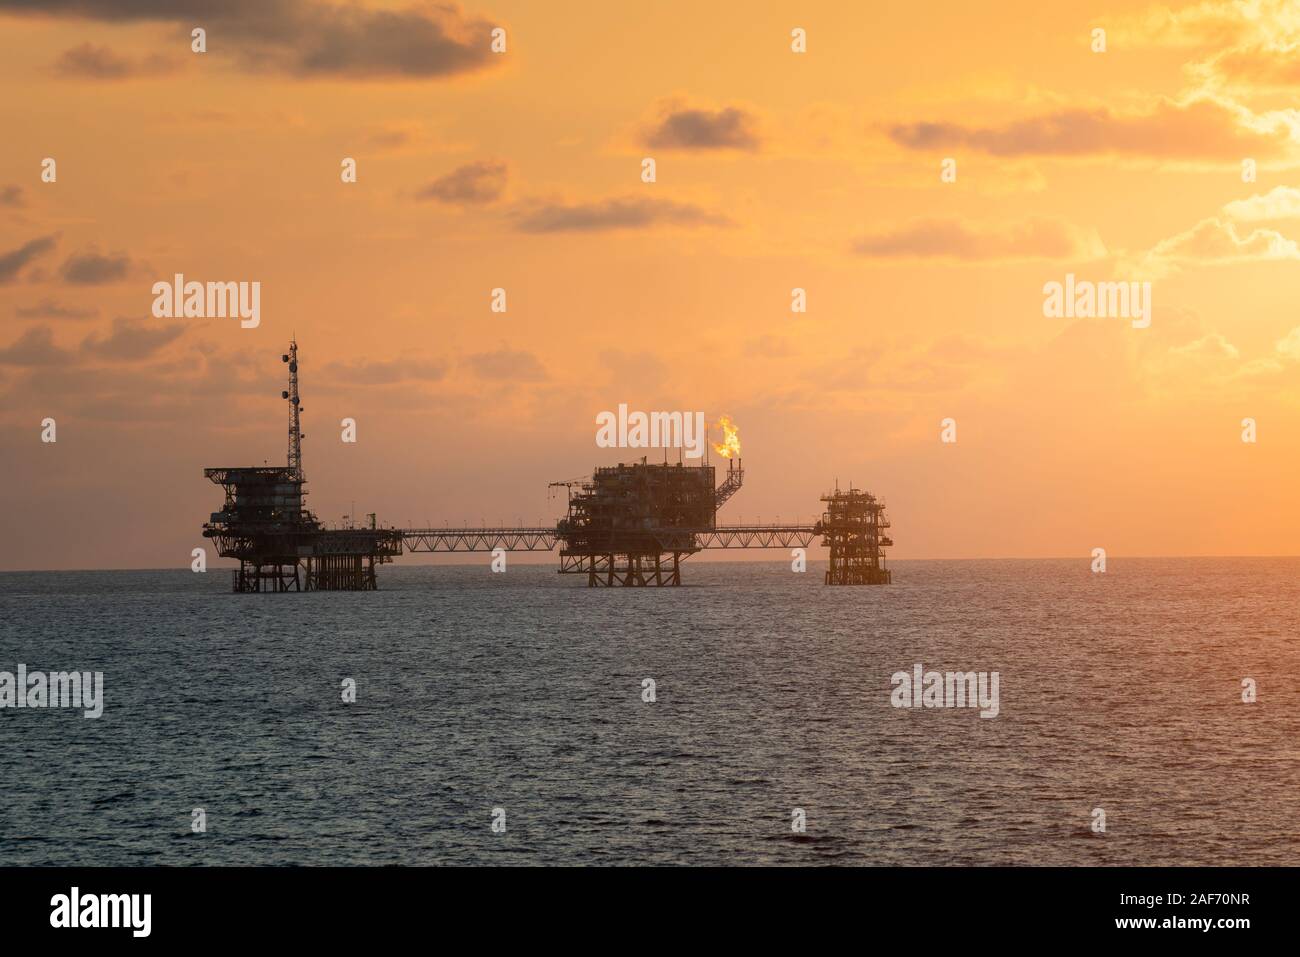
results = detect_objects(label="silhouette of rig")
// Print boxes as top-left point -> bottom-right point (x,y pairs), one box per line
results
203,341 -> 892,590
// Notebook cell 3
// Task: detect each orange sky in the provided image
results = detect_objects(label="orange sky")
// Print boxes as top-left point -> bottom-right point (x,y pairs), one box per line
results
2,0 -> 1299,569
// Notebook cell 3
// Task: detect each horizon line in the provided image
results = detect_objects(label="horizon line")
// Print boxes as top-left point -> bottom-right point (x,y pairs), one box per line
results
4,553 -> 1300,575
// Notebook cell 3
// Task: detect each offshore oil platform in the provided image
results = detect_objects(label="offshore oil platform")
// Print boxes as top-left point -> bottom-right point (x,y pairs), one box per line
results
203,341 -> 893,590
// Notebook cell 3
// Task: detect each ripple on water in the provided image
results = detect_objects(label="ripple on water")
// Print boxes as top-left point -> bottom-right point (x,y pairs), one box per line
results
1,558 -> 1296,865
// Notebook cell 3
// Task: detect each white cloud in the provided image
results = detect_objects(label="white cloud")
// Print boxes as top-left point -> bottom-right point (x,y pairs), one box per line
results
1222,185 -> 1300,221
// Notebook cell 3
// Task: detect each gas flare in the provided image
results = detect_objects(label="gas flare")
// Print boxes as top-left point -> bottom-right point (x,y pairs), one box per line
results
712,415 -> 741,459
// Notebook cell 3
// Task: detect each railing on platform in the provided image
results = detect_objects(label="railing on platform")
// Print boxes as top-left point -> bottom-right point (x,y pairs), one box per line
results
400,528 -> 560,552
695,525 -> 819,549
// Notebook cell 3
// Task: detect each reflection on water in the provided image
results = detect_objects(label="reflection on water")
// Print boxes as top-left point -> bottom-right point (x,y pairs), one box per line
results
0,558 -> 1295,865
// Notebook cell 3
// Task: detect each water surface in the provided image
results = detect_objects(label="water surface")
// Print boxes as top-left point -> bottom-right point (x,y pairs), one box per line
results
1,558 -> 1295,865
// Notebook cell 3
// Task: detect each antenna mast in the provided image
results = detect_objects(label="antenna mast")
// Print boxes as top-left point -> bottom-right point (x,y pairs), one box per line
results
282,338 -> 303,481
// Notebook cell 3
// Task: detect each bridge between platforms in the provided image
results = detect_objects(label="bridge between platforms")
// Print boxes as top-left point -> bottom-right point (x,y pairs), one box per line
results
398,524 -> 821,587
399,524 -> 819,553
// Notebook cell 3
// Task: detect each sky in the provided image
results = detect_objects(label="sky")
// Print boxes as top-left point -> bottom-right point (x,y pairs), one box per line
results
2,0 -> 1300,570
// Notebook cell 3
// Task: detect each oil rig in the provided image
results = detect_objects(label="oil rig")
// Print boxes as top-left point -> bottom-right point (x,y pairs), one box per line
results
203,340 -> 401,591
203,341 -> 893,590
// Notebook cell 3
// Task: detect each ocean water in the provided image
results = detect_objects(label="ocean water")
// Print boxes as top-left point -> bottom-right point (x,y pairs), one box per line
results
0,558 -> 1296,866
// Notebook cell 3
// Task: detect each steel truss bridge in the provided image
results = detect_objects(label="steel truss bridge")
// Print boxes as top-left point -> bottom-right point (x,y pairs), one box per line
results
398,524 -> 819,554
400,527 -> 559,553
398,523 -> 821,586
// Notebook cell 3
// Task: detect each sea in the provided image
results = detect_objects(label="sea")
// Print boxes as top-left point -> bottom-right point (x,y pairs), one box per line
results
1,558 -> 1296,866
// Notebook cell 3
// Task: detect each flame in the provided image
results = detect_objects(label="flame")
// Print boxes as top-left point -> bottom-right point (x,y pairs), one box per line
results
712,415 -> 741,459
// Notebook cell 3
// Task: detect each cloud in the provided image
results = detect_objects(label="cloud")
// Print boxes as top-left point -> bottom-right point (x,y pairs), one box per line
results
464,348 -> 547,381
81,316 -> 184,360
416,160 -> 507,205
0,326 -> 70,365
0,234 -> 58,283
1130,187 -> 1300,274
53,42 -> 181,79
1169,332 -> 1240,361
851,217 -> 1107,261
810,336 -> 1008,395
366,122 -> 424,150
1145,217 -> 1300,265
597,349 -> 668,393
1108,3 -> 1300,104
1197,42 -> 1300,89
59,250 -> 132,284
15,298 -> 98,320
744,335 -> 796,358
0,338 -> 307,431
0,185 -> 23,207
642,104 -> 761,151
1112,0 -> 1292,50
1275,325 -> 1300,359
0,0 -> 503,80
887,98 -> 1291,161
321,357 -> 447,384
515,196 -> 732,233
1222,185 -> 1300,221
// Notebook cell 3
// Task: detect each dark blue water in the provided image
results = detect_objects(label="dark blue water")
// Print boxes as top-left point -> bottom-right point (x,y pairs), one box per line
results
1,558 -> 1296,865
